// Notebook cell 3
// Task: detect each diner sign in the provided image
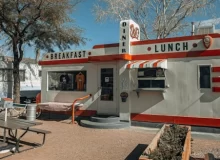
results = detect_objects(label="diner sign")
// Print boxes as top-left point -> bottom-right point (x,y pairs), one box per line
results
49,50 -> 88,60
119,20 -> 140,54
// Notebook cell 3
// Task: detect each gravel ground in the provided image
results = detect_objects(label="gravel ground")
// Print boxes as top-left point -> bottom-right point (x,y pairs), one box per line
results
0,119 -> 219,160
191,138 -> 220,158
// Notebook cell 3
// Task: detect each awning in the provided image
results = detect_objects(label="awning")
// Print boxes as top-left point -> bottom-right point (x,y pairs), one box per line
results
125,59 -> 167,69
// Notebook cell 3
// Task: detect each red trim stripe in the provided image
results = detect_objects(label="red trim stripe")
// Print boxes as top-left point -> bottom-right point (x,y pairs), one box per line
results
212,77 -> 220,82
139,60 -> 149,68
91,34 -> 220,48
75,110 -> 97,116
39,50 -> 220,65
131,113 -> 220,127
93,43 -> 119,49
131,50 -> 220,60
39,58 -> 88,65
153,59 -> 163,67
212,87 -> 220,92
88,50 -> 220,62
88,54 -> 132,62
42,109 -> 97,117
131,33 -> 220,46
212,67 -> 220,72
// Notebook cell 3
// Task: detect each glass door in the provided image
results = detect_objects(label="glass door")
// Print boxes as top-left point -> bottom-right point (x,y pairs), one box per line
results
97,65 -> 117,115
100,68 -> 114,101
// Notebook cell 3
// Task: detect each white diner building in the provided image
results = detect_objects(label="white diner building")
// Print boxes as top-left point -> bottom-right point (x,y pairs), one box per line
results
38,20 -> 220,128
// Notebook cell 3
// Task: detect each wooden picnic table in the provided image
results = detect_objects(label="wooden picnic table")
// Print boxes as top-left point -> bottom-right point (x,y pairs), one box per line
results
0,116 -> 42,153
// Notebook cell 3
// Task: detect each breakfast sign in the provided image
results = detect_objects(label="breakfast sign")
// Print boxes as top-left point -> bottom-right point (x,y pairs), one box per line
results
46,50 -> 88,60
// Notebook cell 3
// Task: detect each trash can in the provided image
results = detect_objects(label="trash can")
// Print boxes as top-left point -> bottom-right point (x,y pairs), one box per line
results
26,104 -> 36,121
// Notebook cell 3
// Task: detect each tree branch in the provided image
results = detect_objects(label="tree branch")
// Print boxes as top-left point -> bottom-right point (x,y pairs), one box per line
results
16,0 -> 30,14
21,0 -> 43,36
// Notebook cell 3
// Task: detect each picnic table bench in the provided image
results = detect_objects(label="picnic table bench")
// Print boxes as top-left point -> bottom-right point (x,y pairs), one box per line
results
20,127 -> 51,146
0,116 -> 51,155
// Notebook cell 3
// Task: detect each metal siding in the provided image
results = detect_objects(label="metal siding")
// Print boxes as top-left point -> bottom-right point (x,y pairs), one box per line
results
118,60 -> 131,121
212,97 -> 220,118
149,94 -> 166,114
163,63 -> 177,115
184,63 -> 200,117
131,58 -> 220,119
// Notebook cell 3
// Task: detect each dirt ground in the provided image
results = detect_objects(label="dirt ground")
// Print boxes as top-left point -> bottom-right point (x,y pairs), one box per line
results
0,118 -> 219,160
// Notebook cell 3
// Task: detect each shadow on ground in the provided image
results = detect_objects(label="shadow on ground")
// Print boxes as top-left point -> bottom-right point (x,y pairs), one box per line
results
125,144 -> 148,160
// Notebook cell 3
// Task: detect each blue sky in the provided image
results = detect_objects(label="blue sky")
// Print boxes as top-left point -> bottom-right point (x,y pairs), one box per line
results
24,0 -> 120,58
70,0 -> 119,50
4,0 -> 220,58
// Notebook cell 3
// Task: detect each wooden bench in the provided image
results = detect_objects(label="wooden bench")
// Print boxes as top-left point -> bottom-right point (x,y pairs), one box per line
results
21,128 -> 51,147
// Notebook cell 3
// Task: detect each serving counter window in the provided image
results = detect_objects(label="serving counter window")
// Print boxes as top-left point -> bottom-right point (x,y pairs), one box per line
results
137,68 -> 165,89
48,71 -> 86,91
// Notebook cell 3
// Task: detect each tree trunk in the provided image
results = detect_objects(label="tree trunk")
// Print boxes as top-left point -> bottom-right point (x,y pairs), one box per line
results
13,59 -> 20,103
12,37 -> 22,103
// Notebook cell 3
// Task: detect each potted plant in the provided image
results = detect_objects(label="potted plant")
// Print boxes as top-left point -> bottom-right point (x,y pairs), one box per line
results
139,124 -> 191,160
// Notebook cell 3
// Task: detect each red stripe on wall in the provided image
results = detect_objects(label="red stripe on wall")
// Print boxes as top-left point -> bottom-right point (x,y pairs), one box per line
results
131,50 -> 220,60
212,77 -> 220,82
91,34 -> 220,48
88,54 -> 132,61
88,50 -> 220,62
131,33 -> 220,45
131,113 -> 220,127
39,50 -> 220,65
212,87 -> 220,92
39,58 -> 88,65
42,110 -> 97,117
212,67 -> 220,72
75,110 -> 97,116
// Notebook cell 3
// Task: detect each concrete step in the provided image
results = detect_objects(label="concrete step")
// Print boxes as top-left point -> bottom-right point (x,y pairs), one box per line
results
80,120 -> 130,129
91,115 -> 120,123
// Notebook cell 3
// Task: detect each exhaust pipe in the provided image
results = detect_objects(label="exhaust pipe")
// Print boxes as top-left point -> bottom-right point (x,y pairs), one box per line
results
191,22 -> 195,36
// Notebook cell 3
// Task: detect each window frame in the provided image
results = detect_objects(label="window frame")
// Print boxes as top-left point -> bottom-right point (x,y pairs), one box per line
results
198,64 -> 212,89
19,69 -> 26,82
38,70 -> 42,77
47,70 -> 87,92
137,68 -> 166,89
0,68 -> 13,82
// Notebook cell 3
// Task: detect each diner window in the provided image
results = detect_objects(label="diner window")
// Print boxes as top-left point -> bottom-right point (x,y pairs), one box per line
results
199,65 -> 211,89
137,68 -> 166,89
19,70 -> 25,82
48,71 -> 86,91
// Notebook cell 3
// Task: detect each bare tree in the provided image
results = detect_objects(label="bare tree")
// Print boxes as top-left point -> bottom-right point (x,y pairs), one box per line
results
0,0 -> 86,103
93,0 -> 216,39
